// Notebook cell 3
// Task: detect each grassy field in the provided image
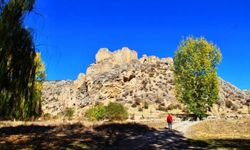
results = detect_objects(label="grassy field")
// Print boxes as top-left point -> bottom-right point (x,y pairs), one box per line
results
187,118 -> 250,149
0,118 -> 250,149
188,118 -> 250,139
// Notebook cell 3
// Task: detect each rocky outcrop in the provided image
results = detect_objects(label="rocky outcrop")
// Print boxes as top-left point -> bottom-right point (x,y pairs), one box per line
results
41,47 -> 250,116
218,79 -> 249,114
87,47 -> 138,75
86,56 -> 175,105
244,90 -> 250,99
41,80 -> 75,115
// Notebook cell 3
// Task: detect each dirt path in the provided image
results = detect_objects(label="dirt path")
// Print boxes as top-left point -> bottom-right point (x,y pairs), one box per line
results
107,123 -> 209,150
173,121 -> 200,137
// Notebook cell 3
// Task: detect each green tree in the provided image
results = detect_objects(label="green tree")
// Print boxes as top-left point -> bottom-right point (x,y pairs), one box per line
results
0,0 -> 39,120
174,37 -> 222,119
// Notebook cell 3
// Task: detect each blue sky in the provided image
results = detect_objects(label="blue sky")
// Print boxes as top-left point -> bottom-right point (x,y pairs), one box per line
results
24,0 -> 250,89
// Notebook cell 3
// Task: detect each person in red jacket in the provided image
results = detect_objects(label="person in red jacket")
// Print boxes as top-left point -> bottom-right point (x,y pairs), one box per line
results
167,113 -> 173,130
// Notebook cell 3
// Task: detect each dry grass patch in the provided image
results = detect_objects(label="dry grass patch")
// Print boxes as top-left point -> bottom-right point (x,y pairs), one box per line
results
188,118 -> 250,139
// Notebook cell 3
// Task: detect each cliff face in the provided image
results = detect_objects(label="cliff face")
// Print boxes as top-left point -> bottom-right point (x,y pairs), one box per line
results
41,47 -> 250,116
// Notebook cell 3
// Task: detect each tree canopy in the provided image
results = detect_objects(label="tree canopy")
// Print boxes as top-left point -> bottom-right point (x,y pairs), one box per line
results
0,0 -> 42,120
174,37 -> 222,119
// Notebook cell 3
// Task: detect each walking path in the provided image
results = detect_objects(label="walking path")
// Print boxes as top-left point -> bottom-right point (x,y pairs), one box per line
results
107,121 -> 208,150
173,121 -> 200,137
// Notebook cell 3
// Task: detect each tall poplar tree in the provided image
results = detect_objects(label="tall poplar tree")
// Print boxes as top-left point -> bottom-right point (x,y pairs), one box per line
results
0,0 -> 40,120
174,37 -> 222,119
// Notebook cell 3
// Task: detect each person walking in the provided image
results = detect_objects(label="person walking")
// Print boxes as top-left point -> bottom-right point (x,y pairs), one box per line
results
167,113 -> 173,130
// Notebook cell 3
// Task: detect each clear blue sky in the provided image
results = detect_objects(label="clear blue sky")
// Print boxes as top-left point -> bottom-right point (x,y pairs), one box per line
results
24,0 -> 250,89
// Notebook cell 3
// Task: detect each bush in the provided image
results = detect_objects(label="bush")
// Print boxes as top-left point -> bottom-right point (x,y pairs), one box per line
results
85,102 -> 128,121
231,104 -> 239,111
65,107 -> 75,120
43,113 -> 51,120
130,114 -> 135,120
131,103 -> 137,108
138,107 -> 143,112
166,103 -> 182,110
105,102 -> 128,121
157,105 -> 167,111
182,107 -> 189,113
143,102 -> 149,109
85,104 -> 106,121
134,98 -> 142,106
225,100 -> 233,108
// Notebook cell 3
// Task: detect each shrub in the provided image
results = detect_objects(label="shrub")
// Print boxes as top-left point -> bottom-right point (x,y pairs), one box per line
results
143,102 -> 149,109
65,107 -> 75,120
43,113 -> 51,120
85,104 -> 106,121
155,99 -> 161,104
166,104 -> 175,110
128,101 -> 133,104
105,102 -> 128,121
52,113 -> 60,120
160,102 -> 166,106
182,107 -> 189,113
116,98 -> 123,102
157,105 -> 167,111
149,73 -> 154,77
130,114 -> 135,120
131,103 -> 137,108
138,107 -> 143,112
225,100 -> 233,108
166,103 -> 182,110
85,102 -> 128,121
231,104 -> 239,111
134,98 -> 142,106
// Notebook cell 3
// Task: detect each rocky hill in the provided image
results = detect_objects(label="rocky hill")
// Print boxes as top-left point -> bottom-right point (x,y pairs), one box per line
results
41,47 -> 250,118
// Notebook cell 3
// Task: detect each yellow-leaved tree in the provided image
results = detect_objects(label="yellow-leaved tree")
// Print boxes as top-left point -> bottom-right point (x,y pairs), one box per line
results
22,52 -> 46,119
32,52 -> 46,118
34,53 -> 46,90
174,37 -> 222,119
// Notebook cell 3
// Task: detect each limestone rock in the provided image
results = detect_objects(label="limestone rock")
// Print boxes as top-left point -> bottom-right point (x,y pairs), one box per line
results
75,73 -> 86,88
112,47 -> 138,64
161,57 -> 174,66
87,47 -> 138,75
41,47 -> 249,117
41,80 -> 75,116
217,78 -> 249,114
95,48 -> 112,63
86,62 -> 113,75
139,55 -> 161,64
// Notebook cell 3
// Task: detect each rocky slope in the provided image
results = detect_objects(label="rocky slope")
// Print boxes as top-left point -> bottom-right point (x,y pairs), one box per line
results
41,47 -> 250,117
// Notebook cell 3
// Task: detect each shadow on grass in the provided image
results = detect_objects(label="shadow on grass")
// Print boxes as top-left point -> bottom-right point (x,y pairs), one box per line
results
0,122 -> 156,150
205,139 -> 250,149
0,122 -> 249,150
0,123 -> 97,149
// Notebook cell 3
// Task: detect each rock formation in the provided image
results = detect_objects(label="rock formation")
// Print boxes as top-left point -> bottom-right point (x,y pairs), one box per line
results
87,47 -> 138,75
41,47 -> 250,117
